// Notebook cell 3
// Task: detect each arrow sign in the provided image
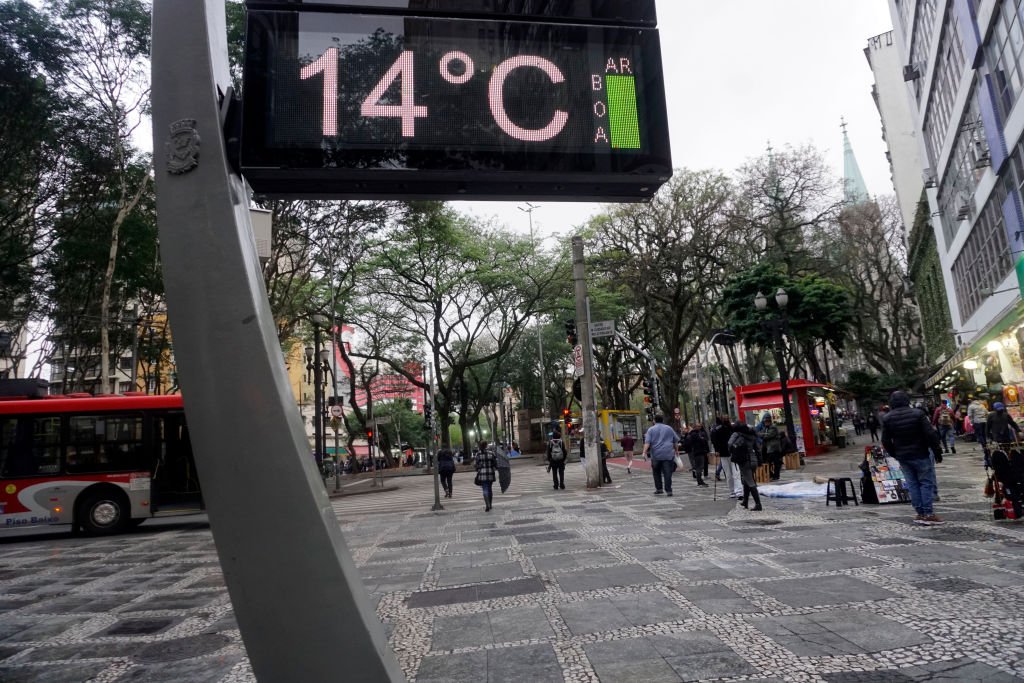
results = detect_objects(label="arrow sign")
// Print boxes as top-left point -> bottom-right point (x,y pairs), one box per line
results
590,320 -> 615,338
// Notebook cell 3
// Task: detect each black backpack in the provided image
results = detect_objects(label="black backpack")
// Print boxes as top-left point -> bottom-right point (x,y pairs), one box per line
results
549,439 -> 566,463
728,432 -> 749,466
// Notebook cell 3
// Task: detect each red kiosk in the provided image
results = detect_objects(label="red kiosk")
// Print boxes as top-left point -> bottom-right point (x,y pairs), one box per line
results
734,379 -> 838,456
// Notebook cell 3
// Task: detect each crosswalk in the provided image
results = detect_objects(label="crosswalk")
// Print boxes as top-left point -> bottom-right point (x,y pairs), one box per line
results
330,460 -> 639,518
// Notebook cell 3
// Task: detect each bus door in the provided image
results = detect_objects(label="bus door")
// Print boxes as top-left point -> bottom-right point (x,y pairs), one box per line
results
151,412 -> 203,514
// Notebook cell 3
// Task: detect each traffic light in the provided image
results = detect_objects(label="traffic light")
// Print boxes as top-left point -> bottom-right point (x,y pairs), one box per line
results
561,407 -> 571,420
565,320 -> 578,346
423,407 -> 433,429
645,407 -> 654,422
642,378 -> 653,404
366,428 -> 374,441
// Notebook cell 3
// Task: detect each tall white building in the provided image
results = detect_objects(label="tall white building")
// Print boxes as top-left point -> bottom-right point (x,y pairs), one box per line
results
889,0 -> 1024,403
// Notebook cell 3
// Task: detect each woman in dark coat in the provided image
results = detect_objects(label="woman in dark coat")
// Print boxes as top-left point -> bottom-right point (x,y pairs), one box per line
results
437,447 -> 456,498
475,441 -> 497,511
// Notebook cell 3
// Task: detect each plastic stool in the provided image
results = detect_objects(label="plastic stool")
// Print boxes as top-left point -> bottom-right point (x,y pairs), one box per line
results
826,477 -> 859,507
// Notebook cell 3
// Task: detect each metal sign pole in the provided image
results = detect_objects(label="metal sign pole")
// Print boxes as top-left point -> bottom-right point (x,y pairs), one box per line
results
572,237 -> 601,488
429,362 -> 443,511
151,2 -> 403,680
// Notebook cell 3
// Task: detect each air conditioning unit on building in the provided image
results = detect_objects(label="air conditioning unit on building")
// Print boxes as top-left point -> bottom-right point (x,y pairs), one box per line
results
903,63 -> 921,81
974,138 -> 991,168
922,168 -> 937,188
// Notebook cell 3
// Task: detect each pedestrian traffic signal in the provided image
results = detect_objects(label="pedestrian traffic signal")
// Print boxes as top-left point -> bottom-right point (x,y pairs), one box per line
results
565,320 -> 578,346
423,407 -> 433,429
642,378 -> 653,398
366,428 -> 374,440
645,407 -> 654,421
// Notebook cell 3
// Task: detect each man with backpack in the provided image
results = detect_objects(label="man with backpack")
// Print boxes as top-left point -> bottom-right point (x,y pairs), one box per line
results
547,430 -> 568,490
931,402 -> 956,454
729,422 -> 762,511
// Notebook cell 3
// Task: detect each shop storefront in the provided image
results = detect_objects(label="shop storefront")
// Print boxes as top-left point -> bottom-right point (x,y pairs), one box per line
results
734,380 -> 839,457
928,310 -> 1024,422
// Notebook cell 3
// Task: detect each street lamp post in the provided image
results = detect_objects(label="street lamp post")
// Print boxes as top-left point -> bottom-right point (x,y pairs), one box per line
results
755,289 -> 797,448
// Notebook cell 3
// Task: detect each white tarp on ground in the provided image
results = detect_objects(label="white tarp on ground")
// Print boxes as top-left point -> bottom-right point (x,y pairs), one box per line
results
759,481 -> 828,498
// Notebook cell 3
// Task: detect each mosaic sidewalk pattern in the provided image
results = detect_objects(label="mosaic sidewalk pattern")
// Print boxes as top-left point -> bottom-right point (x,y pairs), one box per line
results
3,449 -> 1024,681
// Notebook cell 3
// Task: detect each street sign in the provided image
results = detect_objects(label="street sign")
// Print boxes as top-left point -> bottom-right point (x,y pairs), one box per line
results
374,415 -> 391,425
590,320 -> 615,337
329,405 -> 343,418
572,344 -> 584,377
240,4 -> 671,201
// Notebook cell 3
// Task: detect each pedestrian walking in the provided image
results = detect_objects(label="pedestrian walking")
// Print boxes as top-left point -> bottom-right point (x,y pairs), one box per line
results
437,446 -> 456,498
967,397 -> 989,450
931,402 -> 956,454
729,423 -> 763,511
882,391 -> 943,525
684,423 -> 710,488
761,415 -> 784,481
600,440 -> 613,484
987,402 -> 1022,445
641,414 -> 680,496
547,432 -> 567,490
709,416 -> 733,485
495,445 -> 512,494
620,433 -> 636,473
866,413 -> 880,442
474,440 -> 497,511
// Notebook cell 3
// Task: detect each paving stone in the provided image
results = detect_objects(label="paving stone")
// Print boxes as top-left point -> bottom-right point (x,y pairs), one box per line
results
0,616 -> 91,643
407,578 -> 545,608
555,564 -> 659,593
21,643 -> 139,662
432,612 -> 491,650
436,562 -> 525,587
486,643 -> 562,682
132,634 -> 231,663
115,653 -> 243,682
584,638 -> 681,683
101,617 -> 179,636
416,651 -> 488,682
754,575 -> 896,608
0,662 -> 109,682
488,606 -> 552,643
902,657 -> 1021,682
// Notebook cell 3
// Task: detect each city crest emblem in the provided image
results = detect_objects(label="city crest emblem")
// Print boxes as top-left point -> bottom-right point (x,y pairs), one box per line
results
166,119 -> 200,174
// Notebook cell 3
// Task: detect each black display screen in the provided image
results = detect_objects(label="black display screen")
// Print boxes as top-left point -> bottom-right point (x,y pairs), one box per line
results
240,10 -> 672,199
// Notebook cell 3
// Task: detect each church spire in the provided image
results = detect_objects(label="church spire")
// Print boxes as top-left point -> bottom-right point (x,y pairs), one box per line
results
841,117 -> 869,204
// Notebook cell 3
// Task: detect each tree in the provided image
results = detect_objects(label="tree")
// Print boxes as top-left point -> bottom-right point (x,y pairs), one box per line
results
588,169 -> 737,415
834,197 -> 923,377
720,262 -> 854,382
733,144 -> 846,275
356,203 -> 565,457
52,0 -> 153,393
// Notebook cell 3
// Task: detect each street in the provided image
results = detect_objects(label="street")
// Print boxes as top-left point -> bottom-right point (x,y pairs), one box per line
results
3,443 -> 1024,681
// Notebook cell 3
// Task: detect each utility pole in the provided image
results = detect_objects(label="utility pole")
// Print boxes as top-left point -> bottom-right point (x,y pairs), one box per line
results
520,202 -> 548,444
572,236 -> 601,488
428,362 -> 442,511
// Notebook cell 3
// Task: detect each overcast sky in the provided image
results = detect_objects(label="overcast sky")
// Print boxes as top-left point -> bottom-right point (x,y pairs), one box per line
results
452,0 -> 898,245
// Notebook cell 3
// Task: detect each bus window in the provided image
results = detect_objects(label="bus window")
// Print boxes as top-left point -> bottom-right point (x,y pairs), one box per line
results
67,414 -> 143,473
0,416 -> 61,477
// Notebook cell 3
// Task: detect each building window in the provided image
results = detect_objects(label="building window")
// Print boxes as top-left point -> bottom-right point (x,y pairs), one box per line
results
118,382 -> 133,393
910,0 -> 939,103
897,0 -> 915,36
119,356 -> 134,371
937,87 -> 986,243
922,7 -> 966,166
952,180 -> 1014,320
985,0 -> 1024,122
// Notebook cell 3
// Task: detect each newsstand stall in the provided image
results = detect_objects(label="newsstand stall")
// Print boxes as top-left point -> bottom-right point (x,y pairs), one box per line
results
734,379 -> 839,457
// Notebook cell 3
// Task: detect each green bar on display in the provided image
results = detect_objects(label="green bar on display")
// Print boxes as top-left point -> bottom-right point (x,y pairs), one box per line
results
606,75 -> 641,149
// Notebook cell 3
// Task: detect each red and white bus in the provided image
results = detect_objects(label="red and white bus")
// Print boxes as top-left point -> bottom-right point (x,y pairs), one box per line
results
0,389 -> 203,535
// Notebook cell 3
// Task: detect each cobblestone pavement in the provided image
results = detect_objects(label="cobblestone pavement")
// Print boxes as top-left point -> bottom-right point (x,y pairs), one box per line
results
3,441 -> 1024,682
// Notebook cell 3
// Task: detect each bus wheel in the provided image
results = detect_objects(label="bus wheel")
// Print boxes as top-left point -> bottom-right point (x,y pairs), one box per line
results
78,490 -> 129,535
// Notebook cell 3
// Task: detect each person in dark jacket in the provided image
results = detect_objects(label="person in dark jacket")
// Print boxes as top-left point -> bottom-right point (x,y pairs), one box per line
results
709,416 -> 733,484
729,423 -> 762,510
987,402 -> 1022,445
546,432 -> 568,490
761,415 -> 784,481
882,391 -> 944,525
684,424 -> 710,488
866,413 -> 880,442
437,447 -> 456,498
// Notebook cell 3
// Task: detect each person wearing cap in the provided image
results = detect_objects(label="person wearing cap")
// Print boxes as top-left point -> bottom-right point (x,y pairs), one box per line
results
881,390 -> 944,525
987,402 -> 1022,445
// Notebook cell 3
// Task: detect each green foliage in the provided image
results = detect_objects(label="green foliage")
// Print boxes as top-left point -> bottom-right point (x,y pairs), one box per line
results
721,262 -> 854,376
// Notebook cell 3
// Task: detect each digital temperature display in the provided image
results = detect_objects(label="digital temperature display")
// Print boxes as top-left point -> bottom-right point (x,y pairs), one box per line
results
240,10 -> 672,200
